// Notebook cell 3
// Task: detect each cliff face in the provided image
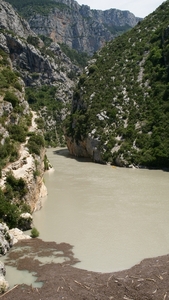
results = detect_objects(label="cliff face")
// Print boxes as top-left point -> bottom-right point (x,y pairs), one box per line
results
0,0 -> 35,38
0,0 -> 79,90
5,0 -> 141,55
0,0 -> 80,214
0,0 -> 80,145
28,4 -> 140,55
0,0 -> 47,214
0,80 -> 46,213
65,1 -> 169,168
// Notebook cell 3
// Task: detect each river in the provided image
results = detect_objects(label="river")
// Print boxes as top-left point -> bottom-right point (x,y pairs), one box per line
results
32,147 -> 169,273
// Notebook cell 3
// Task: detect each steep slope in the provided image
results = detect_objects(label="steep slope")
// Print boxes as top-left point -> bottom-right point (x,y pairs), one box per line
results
4,0 -> 141,55
65,1 -> 169,168
0,0 -> 76,230
0,0 -> 80,147
0,46 -> 46,228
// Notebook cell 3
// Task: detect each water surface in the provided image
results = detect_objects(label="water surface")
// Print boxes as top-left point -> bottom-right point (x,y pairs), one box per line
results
34,148 -> 169,272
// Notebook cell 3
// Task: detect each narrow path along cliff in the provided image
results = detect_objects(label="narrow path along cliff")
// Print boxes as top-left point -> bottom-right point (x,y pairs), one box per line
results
0,110 -> 47,211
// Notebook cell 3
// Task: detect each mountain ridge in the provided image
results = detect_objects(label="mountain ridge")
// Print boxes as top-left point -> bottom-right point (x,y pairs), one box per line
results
4,0 -> 141,55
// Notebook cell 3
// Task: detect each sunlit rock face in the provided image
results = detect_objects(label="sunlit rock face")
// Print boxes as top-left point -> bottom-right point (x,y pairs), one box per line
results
19,0 -> 141,55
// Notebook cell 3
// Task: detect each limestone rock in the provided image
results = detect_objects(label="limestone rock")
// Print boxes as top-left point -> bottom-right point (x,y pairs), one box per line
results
26,0 -> 141,55
0,223 -> 13,256
0,261 -> 8,294
0,0 -> 36,39
66,136 -> 104,163
0,261 -> 6,277
9,228 -> 31,245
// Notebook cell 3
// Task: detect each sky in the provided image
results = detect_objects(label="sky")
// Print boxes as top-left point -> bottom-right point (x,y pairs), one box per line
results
77,0 -> 165,18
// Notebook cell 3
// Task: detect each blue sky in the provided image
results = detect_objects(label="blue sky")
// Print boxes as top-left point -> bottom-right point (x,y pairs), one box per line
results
77,0 -> 165,18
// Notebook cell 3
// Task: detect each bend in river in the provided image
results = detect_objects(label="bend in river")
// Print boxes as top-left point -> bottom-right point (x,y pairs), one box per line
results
33,148 -> 169,273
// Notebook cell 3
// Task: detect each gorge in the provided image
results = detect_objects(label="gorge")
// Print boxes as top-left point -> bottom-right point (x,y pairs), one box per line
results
0,0 -> 169,297
1,147 -> 169,299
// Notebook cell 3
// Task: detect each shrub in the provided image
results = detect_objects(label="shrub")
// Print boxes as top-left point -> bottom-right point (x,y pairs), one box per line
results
0,48 -> 9,66
27,133 -> 45,155
44,154 -> 51,170
27,35 -> 40,47
8,124 -> 26,142
88,64 -> 98,74
5,173 -> 27,200
0,190 -> 19,228
31,227 -> 39,238
13,81 -> 22,92
4,91 -> 19,108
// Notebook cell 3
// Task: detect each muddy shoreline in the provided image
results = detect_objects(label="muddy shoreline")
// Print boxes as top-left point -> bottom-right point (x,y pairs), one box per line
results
1,238 -> 169,299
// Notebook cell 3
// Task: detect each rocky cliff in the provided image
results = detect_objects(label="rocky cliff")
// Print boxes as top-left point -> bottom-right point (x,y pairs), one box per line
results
0,0 -> 46,223
65,1 -> 169,168
0,0 -> 81,218
5,0 -> 141,55
0,0 -> 79,91
0,0 -> 80,142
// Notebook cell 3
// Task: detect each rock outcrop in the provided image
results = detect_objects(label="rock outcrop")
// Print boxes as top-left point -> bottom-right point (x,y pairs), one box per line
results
0,0 -> 36,39
9,227 -> 31,244
0,0 -> 79,95
0,261 -> 8,294
19,0 -> 141,55
66,136 -> 103,163
0,224 -> 11,293
0,223 -> 13,256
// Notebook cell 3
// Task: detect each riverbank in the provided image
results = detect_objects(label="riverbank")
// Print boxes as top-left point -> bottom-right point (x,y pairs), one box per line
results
1,238 -> 169,300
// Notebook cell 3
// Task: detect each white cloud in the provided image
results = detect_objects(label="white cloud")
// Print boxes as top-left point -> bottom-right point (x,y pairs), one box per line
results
77,0 -> 165,17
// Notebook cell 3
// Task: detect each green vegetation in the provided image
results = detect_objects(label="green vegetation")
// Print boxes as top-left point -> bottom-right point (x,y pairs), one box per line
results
0,174 -> 31,229
65,0 -> 169,168
59,43 -> 90,68
27,133 -> 45,155
5,0 -> 71,18
26,85 -> 65,146
0,49 -> 30,173
26,85 -> 58,109
104,23 -> 132,35
0,48 -> 10,66
44,154 -> 52,170
30,227 -> 39,238
0,49 -> 40,229
39,35 -> 53,47
0,67 -> 21,90
7,124 -> 27,142
4,173 -> 27,201
27,35 -> 41,47
0,138 -> 18,174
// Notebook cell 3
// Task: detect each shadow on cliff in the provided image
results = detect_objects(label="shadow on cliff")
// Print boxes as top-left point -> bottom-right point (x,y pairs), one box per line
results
53,148 -> 93,163
53,148 -> 169,171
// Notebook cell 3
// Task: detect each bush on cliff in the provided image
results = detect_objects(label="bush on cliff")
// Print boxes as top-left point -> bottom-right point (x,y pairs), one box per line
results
4,91 -> 19,108
27,133 -> 45,155
0,175 -> 31,229
0,189 -> 19,228
5,173 -> 27,200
